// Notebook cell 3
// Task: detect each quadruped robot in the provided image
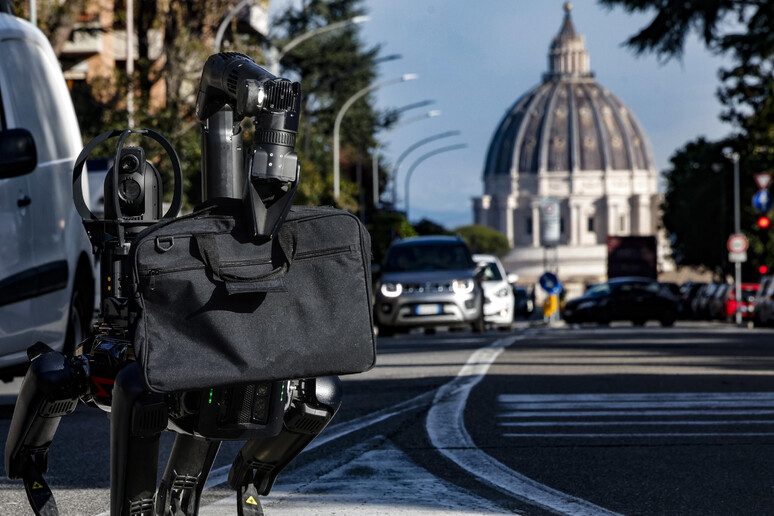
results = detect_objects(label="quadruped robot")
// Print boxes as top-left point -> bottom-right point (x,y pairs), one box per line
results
5,53 -> 342,516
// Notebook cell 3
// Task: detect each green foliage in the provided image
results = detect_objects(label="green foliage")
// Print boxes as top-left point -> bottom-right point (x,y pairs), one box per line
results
273,0 -> 387,212
367,210 -> 417,266
46,0 -> 389,214
662,136 -> 774,279
413,218 -> 452,236
453,225 -> 510,257
601,0 -> 774,277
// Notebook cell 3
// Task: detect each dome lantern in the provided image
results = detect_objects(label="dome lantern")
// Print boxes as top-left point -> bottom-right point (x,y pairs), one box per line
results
545,2 -> 592,80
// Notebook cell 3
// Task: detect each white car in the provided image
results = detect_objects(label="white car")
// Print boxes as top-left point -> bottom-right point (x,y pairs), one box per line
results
0,10 -> 94,380
473,254 -> 515,329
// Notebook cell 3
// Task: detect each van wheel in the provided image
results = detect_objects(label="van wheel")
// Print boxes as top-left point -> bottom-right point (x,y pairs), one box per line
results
64,283 -> 91,356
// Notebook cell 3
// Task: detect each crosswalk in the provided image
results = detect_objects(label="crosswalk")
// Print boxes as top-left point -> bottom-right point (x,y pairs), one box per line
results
498,392 -> 774,438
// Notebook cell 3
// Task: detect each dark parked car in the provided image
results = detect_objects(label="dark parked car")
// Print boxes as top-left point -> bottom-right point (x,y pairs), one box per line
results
692,282 -> 720,320
708,283 -> 731,320
678,281 -> 706,319
513,286 -> 534,318
754,276 -> 774,326
562,277 -> 678,326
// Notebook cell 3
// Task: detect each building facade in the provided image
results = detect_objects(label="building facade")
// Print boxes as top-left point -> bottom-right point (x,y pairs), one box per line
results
473,4 -> 670,293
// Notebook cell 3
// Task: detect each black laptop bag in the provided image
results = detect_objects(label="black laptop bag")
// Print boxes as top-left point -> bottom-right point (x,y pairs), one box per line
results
128,199 -> 375,393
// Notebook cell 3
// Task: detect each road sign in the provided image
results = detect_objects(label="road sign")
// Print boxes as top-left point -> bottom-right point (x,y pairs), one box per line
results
727,234 -> 748,253
755,173 -> 772,190
753,190 -> 773,213
539,272 -> 562,294
729,251 -> 747,263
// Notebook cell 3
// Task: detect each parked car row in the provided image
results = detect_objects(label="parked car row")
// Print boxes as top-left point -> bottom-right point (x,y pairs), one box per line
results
679,281 -> 759,322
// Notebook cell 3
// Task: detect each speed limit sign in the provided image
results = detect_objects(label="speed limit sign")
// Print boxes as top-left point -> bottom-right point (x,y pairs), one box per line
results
727,234 -> 748,253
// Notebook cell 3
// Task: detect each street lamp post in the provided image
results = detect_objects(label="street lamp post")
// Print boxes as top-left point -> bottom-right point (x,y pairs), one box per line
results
213,4 -> 368,72
333,73 -> 419,201
213,0 -> 254,53
268,16 -> 370,75
372,107 -> 441,205
404,143 -> 468,222
390,130 -> 460,207
725,150 -> 743,326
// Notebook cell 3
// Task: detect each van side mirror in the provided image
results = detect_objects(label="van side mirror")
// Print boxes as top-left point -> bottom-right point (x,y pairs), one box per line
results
0,128 -> 37,178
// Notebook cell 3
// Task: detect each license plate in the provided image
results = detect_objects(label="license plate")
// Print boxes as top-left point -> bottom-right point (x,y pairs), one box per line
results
415,304 -> 442,315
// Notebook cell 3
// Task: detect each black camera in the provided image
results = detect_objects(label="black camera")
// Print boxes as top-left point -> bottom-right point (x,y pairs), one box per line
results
104,146 -> 162,220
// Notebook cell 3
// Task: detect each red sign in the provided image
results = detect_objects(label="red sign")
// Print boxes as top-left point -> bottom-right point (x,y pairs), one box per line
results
727,234 -> 749,253
755,173 -> 772,190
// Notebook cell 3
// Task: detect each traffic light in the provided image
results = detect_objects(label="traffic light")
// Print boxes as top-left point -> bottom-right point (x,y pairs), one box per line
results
759,216 -> 771,229
760,265 -> 769,275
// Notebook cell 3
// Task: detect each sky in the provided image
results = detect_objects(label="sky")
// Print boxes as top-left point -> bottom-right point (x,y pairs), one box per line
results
271,0 -> 733,229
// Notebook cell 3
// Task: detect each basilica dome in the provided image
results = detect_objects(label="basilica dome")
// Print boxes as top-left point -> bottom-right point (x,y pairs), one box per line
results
473,3 -> 669,290
483,4 -> 655,177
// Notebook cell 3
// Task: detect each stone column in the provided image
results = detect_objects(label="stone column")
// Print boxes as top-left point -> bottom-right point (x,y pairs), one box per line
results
531,200 -> 541,247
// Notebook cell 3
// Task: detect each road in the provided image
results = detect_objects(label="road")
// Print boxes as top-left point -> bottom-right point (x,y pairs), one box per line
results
2,321 -> 774,514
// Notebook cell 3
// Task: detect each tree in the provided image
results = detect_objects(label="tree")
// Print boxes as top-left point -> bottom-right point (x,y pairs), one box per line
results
599,0 -> 774,276
661,137 -> 734,276
271,0 -> 386,212
454,225 -> 510,256
367,210 -> 416,266
413,218 -> 452,237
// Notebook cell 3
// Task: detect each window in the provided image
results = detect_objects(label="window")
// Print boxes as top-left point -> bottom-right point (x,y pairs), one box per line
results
560,217 -> 565,234
587,216 -> 595,232
619,215 -> 626,232
384,242 -> 475,272
526,217 -> 533,235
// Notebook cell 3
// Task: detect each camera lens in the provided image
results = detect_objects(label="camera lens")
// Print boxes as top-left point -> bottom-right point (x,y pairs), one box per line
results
119,178 -> 142,202
120,154 -> 140,173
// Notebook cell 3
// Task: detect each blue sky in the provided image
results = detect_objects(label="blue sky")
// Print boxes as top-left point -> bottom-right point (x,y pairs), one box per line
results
272,0 -> 733,229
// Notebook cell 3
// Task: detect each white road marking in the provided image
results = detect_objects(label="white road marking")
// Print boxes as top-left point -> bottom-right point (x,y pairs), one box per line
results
208,438 -> 508,516
204,390 -> 436,489
425,336 -> 622,516
501,420 -> 774,427
498,392 -> 774,439
504,433 -> 774,438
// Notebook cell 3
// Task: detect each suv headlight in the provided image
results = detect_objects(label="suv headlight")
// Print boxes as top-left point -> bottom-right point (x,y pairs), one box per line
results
380,282 -> 403,298
495,287 -> 510,297
452,279 -> 475,294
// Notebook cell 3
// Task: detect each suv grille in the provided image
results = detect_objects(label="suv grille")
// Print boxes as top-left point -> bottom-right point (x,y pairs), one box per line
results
403,281 -> 454,294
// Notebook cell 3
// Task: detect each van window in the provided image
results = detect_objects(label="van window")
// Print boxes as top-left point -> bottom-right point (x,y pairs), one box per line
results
0,39 -> 75,163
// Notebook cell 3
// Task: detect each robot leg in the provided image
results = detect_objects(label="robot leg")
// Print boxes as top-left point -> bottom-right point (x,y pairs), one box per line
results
155,434 -> 221,516
110,362 -> 167,515
228,377 -> 342,514
5,343 -> 86,516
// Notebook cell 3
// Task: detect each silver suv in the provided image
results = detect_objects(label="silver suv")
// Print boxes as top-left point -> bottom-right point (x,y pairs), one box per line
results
374,236 -> 484,336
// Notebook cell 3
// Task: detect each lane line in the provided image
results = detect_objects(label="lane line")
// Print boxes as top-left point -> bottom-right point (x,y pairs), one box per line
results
499,392 -> 774,402
498,409 -> 774,417
499,420 -> 774,427
498,400 -> 774,409
425,336 -> 623,516
503,432 -> 774,438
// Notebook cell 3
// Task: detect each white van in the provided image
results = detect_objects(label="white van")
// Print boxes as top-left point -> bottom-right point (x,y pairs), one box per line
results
0,10 -> 94,380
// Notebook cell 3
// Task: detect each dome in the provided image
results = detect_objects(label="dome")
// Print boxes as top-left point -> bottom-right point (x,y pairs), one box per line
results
483,3 -> 656,178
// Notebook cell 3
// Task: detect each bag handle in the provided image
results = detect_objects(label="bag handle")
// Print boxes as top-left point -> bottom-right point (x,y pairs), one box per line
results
194,221 -> 297,294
